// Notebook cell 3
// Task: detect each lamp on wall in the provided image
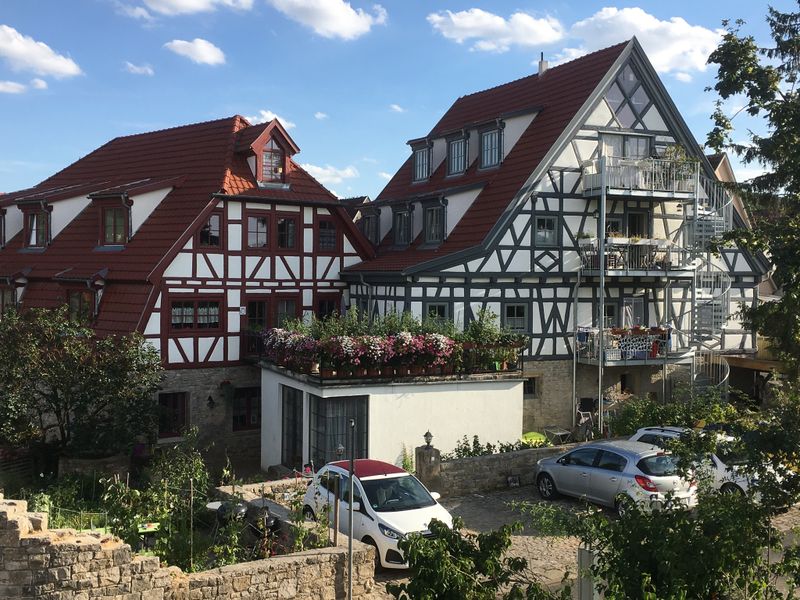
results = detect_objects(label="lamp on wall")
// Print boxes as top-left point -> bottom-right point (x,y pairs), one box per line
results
424,430 -> 433,448
336,444 -> 345,458
207,395 -> 215,410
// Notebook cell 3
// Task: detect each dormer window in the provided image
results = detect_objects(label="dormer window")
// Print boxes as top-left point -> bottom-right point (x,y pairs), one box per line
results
261,139 -> 285,184
103,207 -> 127,245
0,210 -> 5,248
480,129 -> 502,168
393,208 -> 412,246
25,210 -> 49,248
360,213 -> 380,245
447,137 -> 467,175
413,147 -> 430,182
423,200 -> 446,245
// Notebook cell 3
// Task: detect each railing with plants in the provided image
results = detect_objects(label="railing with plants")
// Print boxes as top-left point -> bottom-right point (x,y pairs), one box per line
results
575,325 -> 691,362
577,237 -> 694,271
582,157 -> 699,195
260,308 -> 527,379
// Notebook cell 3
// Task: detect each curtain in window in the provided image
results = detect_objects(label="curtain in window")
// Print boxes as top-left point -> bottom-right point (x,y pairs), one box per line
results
309,394 -> 368,469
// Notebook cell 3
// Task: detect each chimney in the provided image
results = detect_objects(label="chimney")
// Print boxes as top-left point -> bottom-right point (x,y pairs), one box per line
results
538,52 -> 548,75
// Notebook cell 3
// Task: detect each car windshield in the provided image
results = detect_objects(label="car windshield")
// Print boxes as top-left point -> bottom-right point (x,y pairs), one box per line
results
717,447 -> 748,466
360,475 -> 436,512
637,454 -> 679,477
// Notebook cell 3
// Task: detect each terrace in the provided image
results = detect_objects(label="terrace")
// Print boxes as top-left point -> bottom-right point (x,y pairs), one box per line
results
582,157 -> 698,198
575,325 -> 693,366
578,237 -> 696,276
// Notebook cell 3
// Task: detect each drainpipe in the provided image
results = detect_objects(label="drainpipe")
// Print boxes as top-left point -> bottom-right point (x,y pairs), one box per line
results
572,270 -> 580,428
598,156 -> 607,435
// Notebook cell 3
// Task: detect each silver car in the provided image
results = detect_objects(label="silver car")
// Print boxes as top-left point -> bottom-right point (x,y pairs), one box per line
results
535,440 -> 697,515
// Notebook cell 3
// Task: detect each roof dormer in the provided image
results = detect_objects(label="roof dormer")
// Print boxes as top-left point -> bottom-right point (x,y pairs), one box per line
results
236,119 -> 299,190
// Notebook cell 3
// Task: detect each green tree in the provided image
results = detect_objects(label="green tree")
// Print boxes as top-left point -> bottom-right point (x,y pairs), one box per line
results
706,7 -> 800,376
0,306 -> 163,454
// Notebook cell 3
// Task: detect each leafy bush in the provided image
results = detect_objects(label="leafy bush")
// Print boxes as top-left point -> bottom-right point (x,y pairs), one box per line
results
609,389 -> 740,437
442,435 -> 550,461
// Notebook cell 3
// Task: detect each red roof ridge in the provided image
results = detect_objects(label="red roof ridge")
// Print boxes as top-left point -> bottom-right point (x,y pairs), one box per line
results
109,115 -> 241,142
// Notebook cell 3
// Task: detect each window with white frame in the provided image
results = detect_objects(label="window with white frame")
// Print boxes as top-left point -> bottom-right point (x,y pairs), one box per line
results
424,205 -> 444,244
503,304 -> 527,332
448,138 -> 466,174
480,130 -> 501,168
393,209 -> 412,245
535,216 -> 557,246
425,302 -> 450,322
413,147 -> 430,181
261,139 -> 284,183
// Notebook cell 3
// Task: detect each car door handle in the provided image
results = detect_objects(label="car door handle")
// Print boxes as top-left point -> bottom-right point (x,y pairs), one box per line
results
580,472 -> 589,477
609,477 -> 619,482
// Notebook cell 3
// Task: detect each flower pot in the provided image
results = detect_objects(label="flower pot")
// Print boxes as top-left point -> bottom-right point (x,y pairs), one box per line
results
367,367 -> 381,378
410,365 -> 425,375
320,367 -> 335,378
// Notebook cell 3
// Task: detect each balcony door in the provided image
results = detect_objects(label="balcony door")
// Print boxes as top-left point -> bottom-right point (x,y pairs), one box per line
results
627,211 -> 650,238
623,297 -> 645,327
243,298 -> 269,356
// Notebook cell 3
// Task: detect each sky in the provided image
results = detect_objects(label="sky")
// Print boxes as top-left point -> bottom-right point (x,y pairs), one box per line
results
0,0 -> 794,198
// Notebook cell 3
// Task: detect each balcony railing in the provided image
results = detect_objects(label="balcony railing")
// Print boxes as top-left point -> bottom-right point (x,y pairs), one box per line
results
578,238 -> 694,272
582,158 -> 698,196
576,326 -> 690,363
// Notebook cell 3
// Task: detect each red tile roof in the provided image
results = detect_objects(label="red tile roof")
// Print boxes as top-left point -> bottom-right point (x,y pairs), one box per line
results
0,115 -> 358,334
347,41 -> 629,273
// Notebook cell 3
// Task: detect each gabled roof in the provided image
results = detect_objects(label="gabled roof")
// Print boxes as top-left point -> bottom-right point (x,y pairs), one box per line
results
0,115 -> 360,333
346,41 -> 630,274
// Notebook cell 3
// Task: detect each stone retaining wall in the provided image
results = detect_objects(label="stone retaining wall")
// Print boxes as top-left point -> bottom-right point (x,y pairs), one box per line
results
0,494 -> 375,599
415,443 -> 577,497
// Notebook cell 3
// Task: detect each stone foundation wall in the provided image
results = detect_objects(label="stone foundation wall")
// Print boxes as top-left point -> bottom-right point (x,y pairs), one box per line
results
160,365 -> 261,471
415,443 -> 576,498
0,494 -> 375,599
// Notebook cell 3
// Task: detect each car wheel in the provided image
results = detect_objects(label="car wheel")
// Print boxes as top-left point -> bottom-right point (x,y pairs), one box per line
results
302,505 -> 316,521
362,536 -> 382,573
615,495 -> 634,518
721,483 -> 744,496
537,473 -> 559,500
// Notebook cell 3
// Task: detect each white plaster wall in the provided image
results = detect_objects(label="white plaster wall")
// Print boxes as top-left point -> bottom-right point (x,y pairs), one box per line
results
51,194 -> 92,239
260,370 -> 523,469
4,205 -> 23,242
445,188 -> 482,236
131,187 -> 172,237
503,112 -> 537,158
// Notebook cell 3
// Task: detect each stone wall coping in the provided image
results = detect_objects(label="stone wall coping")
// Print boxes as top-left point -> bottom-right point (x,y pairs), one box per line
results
439,442 -> 580,467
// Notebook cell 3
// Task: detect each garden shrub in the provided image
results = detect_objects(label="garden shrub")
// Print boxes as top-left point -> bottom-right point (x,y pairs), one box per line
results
441,435 -> 550,461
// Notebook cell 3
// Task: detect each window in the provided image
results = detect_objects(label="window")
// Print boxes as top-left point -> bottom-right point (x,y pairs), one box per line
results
199,213 -> 222,247
277,216 -> 297,250
413,147 -> 430,181
247,215 -> 269,248
603,303 -> 618,328
0,288 -> 15,315
170,299 -> 221,330
393,210 -> 412,246
68,290 -> 95,322
159,392 -> 188,439
261,138 -> 284,183
602,134 -> 652,158
316,294 -> 340,320
309,393 -> 368,469
606,216 -> 623,236
523,376 -> 540,398
480,130 -> 501,168
361,214 -> 379,244
232,386 -> 261,431
503,304 -> 527,332
26,211 -> 48,248
275,297 -> 298,326
424,205 -> 444,244
535,216 -> 557,246
317,219 -> 337,252
102,207 -> 127,245
282,386 -> 303,469
597,451 -> 627,472
425,302 -> 449,322
564,448 -> 598,467
244,299 -> 269,355
448,138 -> 466,174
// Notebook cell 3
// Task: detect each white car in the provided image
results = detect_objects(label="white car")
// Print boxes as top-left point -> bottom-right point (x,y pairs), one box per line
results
629,426 -> 751,495
302,459 -> 453,569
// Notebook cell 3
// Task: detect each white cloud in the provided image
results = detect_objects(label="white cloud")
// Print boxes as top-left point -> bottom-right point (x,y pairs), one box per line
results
550,46 -> 587,66
115,2 -> 156,21
30,78 -> 47,89
143,0 -> 252,15
427,8 -> 564,53
164,38 -> 225,65
389,103 -> 406,113
314,111 -> 328,120
246,109 -> 296,129
301,163 -> 359,185
124,61 -> 155,76
0,80 -> 26,94
378,171 -> 391,180
0,25 -> 82,78
568,7 -> 722,76
267,0 -> 387,40
361,157 -> 378,164
674,72 -> 692,83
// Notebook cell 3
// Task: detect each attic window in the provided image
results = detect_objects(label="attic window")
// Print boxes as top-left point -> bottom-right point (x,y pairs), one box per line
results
393,208 -> 412,246
261,139 -> 285,184
480,130 -> 501,168
413,147 -> 430,182
25,210 -> 49,248
361,213 -> 380,245
447,138 -> 467,175
103,207 -> 128,245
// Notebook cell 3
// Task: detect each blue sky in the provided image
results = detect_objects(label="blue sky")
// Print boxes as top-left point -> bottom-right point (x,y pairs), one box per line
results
0,0 -> 792,198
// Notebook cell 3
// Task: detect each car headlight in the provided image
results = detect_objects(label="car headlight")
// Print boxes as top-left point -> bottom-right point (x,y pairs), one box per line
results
379,523 -> 403,540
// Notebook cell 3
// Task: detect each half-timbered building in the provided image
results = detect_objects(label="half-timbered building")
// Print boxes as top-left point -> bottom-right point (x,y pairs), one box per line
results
0,116 -> 372,466
342,38 -> 769,433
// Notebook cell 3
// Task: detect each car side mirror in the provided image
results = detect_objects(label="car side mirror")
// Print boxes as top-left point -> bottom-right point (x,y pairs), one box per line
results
558,457 -> 569,465
351,501 -> 361,512
430,491 -> 441,501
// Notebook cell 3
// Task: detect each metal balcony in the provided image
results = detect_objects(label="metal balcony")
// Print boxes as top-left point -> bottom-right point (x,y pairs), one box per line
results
575,326 -> 694,366
578,238 -> 696,277
582,158 -> 698,198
